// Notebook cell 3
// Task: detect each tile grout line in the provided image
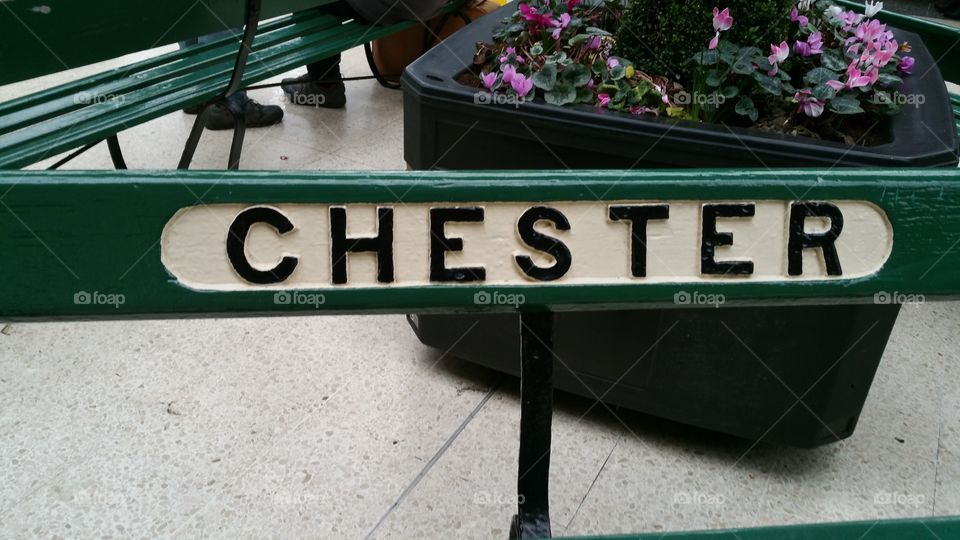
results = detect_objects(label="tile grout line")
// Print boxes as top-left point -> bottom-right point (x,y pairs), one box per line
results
363,373 -> 505,539
562,433 -> 622,534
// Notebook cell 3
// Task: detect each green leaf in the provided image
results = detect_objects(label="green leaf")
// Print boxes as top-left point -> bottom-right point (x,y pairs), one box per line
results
821,50 -> 847,71
733,59 -> 755,75
829,95 -> 866,115
705,70 -> 724,87
720,85 -> 739,99
584,26 -> 612,36
609,66 -> 626,81
718,41 -> 739,55
812,84 -> 837,101
877,73 -> 903,87
735,96 -> 758,122
753,72 -> 783,96
562,63 -> 592,87
545,81 -> 577,106
804,67 -> 839,86
576,86 -> 594,104
692,50 -> 720,66
532,63 -> 558,91
737,46 -> 763,59
530,43 -> 544,56
591,58 -> 606,75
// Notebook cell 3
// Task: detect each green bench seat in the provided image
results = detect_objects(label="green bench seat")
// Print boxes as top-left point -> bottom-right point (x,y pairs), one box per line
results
0,7 -> 417,170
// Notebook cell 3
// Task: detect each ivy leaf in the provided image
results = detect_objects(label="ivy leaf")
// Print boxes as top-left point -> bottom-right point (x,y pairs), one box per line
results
804,67 -> 839,86
532,63 -> 558,91
830,95 -> 866,114
735,95 -> 758,122
545,81 -> 577,106
562,63 -> 592,87
821,50 -> 847,71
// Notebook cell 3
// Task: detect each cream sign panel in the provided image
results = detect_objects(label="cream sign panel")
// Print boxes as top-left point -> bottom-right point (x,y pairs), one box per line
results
160,201 -> 892,291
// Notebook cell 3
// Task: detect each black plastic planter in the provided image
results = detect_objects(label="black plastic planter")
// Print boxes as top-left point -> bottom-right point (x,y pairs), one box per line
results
403,6 -> 959,169
401,6 -> 958,448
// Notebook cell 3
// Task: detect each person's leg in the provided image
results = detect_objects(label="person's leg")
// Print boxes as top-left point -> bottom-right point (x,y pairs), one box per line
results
281,0 -> 361,108
180,28 -> 284,129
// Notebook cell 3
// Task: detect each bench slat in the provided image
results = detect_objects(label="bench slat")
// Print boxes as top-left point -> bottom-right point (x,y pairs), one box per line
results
0,12 -> 343,136
0,17 -> 411,169
0,0 -> 340,85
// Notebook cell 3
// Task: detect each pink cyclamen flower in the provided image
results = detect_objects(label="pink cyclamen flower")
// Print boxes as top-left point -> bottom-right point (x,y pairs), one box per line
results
551,13 -> 571,40
826,79 -> 845,91
586,35 -> 601,50
629,105 -> 657,116
794,32 -> 823,57
713,8 -> 733,32
709,33 -> 720,50
502,63 -> 516,85
769,41 -> 790,65
838,10 -> 861,32
899,56 -> 916,74
597,93 -> 611,107
794,90 -> 825,118
607,57 -> 620,69
566,0 -> 580,10
511,73 -> 533,97
518,3 -> 553,27
481,72 -> 497,90
790,6 -> 809,27
499,47 -> 525,65
845,64 -> 875,89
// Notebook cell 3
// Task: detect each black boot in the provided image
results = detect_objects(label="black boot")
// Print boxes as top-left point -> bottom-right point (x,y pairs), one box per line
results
281,73 -> 347,109
184,100 -> 284,130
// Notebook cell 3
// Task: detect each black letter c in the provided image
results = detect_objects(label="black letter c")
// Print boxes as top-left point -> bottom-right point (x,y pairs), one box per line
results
227,206 -> 299,284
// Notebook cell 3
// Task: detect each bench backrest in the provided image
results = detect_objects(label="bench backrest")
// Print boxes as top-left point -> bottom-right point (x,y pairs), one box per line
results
0,0 -> 336,86
1,169 -> 959,319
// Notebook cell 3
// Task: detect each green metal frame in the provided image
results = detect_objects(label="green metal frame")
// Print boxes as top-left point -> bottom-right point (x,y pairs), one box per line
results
2,168 -> 960,319
567,515 -> 960,539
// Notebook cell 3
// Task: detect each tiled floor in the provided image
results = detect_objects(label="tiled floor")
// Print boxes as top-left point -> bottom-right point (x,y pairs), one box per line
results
1,28 -> 960,540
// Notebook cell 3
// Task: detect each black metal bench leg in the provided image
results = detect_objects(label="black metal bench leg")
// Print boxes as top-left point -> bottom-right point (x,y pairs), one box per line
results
177,0 -> 261,170
512,311 -> 554,539
106,135 -> 128,169
178,104 -> 213,169
228,113 -> 247,170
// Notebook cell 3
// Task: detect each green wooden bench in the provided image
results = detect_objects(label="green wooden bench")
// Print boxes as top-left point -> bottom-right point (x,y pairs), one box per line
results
1,2 -> 959,540
0,0 -> 456,170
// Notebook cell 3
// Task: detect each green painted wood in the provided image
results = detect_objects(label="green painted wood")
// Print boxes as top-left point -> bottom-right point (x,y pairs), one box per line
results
1,169 -> 959,319
567,515 -> 960,539
0,0 -> 338,85
837,0 -> 960,84
0,13 -> 414,169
